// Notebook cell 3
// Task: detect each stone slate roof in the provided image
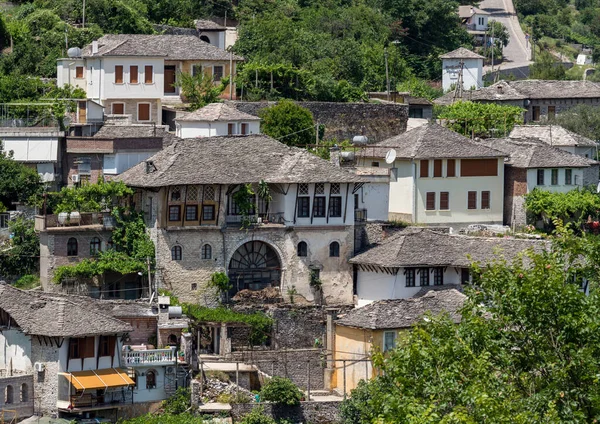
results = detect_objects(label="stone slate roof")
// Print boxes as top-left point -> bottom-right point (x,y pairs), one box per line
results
509,125 -> 597,147
115,135 -> 366,187
350,227 -> 547,268
407,96 -> 433,106
476,138 -> 597,168
82,34 -> 242,61
435,80 -> 600,105
357,123 -> 506,159
336,288 -> 466,329
439,47 -> 485,60
0,283 -> 133,337
195,19 -> 226,30
176,103 -> 260,122
458,5 -> 490,18
93,124 -> 178,142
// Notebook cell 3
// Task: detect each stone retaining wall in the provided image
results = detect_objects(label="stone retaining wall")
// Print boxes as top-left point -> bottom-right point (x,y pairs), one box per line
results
231,401 -> 342,424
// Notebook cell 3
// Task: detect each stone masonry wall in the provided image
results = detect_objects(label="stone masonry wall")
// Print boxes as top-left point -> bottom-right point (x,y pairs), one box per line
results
120,317 -> 158,346
504,167 -> 528,227
30,338 -> 60,415
0,374 -> 34,419
231,402 -> 342,424
230,101 -> 408,143
584,164 -> 599,187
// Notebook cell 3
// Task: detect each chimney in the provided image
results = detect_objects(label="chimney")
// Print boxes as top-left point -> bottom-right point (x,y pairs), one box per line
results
57,300 -> 65,330
497,85 -> 503,94
145,160 -> 155,174
329,146 -> 341,167
92,40 -> 98,55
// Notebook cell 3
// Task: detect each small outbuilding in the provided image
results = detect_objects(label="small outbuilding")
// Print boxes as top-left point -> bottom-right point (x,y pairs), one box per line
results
175,103 -> 261,138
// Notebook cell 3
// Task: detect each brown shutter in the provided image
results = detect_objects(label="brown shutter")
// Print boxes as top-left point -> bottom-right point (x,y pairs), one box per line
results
440,192 -> 449,210
481,191 -> 490,209
138,104 -> 150,121
420,160 -> 429,178
130,65 -> 138,83
426,192 -> 435,210
460,159 -> 498,177
83,337 -> 95,358
468,191 -> 477,209
433,159 -> 442,177
447,159 -> 456,177
112,103 -> 124,114
115,66 -> 123,84
228,123 -> 235,135
108,336 -> 116,356
75,66 -> 84,79
241,123 -> 248,135
144,66 -> 153,84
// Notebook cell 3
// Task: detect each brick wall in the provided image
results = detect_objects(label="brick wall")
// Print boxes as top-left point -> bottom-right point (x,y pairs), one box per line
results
231,401 -> 342,423
0,374 -> 34,419
119,317 -> 158,346
104,99 -> 161,124
504,166 -> 528,226
65,152 -> 104,187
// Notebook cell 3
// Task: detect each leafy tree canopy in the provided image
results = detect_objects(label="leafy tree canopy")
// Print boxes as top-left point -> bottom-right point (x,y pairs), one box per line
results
525,187 -> 600,231
174,72 -> 229,111
529,49 -> 567,80
553,104 -> 600,141
0,217 -> 40,280
0,142 -> 43,210
259,100 -> 315,147
436,101 -> 524,138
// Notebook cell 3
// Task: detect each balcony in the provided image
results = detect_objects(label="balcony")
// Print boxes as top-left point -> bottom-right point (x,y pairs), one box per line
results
122,348 -> 177,367
35,213 -> 116,232
226,212 -> 285,227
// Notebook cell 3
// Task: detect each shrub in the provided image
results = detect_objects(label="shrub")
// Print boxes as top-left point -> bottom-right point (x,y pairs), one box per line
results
13,274 -> 39,289
162,387 -> 190,415
259,377 -> 303,406
238,406 -> 277,424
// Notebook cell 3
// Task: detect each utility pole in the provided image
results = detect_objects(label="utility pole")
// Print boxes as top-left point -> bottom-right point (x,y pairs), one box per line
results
82,0 -> 85,28
315,121 -> 319,146
146,256 -> 152,297
384,47 -> 390,101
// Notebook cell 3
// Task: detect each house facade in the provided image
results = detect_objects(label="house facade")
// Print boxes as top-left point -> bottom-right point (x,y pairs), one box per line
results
458,5 -> 490,44
115,134 -> 367,305
174,103 -> 261,138
440,47 -> 484,92
355,123 -> 506,227
56,35 -> 243,124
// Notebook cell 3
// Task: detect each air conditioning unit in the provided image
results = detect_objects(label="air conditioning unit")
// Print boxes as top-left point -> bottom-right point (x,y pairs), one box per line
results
72,174 -> 80,183
34,362 -> 45,372
166,366 -> 175,374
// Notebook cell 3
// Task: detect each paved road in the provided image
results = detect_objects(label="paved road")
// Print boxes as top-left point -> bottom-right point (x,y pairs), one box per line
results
480,0 -> 532,78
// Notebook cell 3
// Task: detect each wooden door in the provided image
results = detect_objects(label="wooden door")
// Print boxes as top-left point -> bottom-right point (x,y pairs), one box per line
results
532,106 -> 540,122
164,66 -> 176,94
548,105 -> 556,120
78,101 -> 86,124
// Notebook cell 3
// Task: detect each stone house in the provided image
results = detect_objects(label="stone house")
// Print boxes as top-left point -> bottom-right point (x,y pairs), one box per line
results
476,137 -> 599,226
440,47 -> 484,92
509,124 -> 598,159
435,80 -> 600,123
458,5 -> 490,44
174,103 -> 261,138
56,34 -> 243,124
115,134 -> 368,305
355,123 -> 507,227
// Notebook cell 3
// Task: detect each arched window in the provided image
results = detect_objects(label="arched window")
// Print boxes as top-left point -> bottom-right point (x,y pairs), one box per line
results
329,241 -> 340,257
168,334 -> 178,345
67,238 -> 78,256
297,241 -> 307,257
201,244 -> 212,260
90,237 -> 101,255
171,245 -> 182,261
146,370 -> 156,389
5,385 -> 13,404
20,383 -> 28,402
200,35 -> 210,43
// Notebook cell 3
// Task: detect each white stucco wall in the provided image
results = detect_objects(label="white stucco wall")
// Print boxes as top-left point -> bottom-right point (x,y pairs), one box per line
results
356,181 -> 389,221
442,57 -> 483,92
102,57 -> 164,100
57,58 -> 87,91
200,32 -> 225,50
526,168 -> 585,193
0,329 -> 32,372
470,13 -> 488,31
389,160 -> 415,219
2,137 -> 59,162
176,120 -> 260,138
131,366 -> 169,403
286,183 -> 354,227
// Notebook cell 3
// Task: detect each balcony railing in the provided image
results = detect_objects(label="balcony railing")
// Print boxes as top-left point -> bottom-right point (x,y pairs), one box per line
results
35,213 -> 116,231
68,388 -> 133,410
355,208 -> 368,222
122,348 -> 177,366
226,212 -> 285,226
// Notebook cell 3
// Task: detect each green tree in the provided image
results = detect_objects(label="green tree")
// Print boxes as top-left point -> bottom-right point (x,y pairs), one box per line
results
0,217 -> 40,280
341,228 -> 600,422
259,376 -> 303,406
0,142 -> 43,210
437,101 -> 524,138
174,72 -> 229,111
530,49 -> 567,80
488,20 -> 510,48
238,406 -> 277,424
554,103 -> 600,141
259,100 -> 315,146
524,187 -> 600,230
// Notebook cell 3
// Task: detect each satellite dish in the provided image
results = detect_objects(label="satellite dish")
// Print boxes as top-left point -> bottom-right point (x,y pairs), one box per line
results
385,149 -> 397,164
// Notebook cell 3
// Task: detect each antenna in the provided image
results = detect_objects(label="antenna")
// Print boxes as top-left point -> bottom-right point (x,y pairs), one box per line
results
385,149 -> 397,164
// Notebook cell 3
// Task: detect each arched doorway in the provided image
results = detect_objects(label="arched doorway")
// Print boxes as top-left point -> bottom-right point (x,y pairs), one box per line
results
228,241 -> 281,294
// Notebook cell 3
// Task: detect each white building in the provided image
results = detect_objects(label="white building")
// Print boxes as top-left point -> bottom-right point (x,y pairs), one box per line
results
440,47 -> 484,92
56,34 -> 243,124
355,123 -> 506,227
458,5 -> 490,44
175,103 -> 261,138
509,124 -> 598,159
350,227 -> 546,306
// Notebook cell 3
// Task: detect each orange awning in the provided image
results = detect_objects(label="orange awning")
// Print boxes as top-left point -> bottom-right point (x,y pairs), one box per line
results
68,368 -> 134,390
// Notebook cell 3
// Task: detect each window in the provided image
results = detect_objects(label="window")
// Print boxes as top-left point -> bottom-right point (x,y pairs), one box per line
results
315,183 -> 325,194
185,205 -> 198,221
169,205 -> 181,221
138,103 -> 151,121
5,385 -> 13,404
69,338 -> 81,359
67,238 -> 78,256
228,123 -> 236,135
146,370 -> 156,389
447,159 -> 456,177
201,244 -> 212,259
460,159 -> 498,177
440,192 -> 449,210
75,66 -> 84,79
468,191 -> 477,210
297,241 -> 307,257
171,187 -> 182,202
241,123 -> 249,135
20,383 -> 28,402
202,205 -> 215,221
90,237 -> 101,255
461,268 -> 470,285
551,169 -> 559,185
383,331 -> 396,352
329,197 -> 342,217
565,169 -> 572,185
191,283 -> 198,290
297,184 -> 310,218
192,64 -> 203,77
313,197 -> 326,217
537,169 -> 545,185
171,245 -> 182,261
433,267 -> 443,286
533,106 -> 541,121
405,268 -> 416,287
371,161 -> 380,167
68,337 -> 94,360
186,186 -> 198,202
111,103 -> 124,114
433,159 -> 442,177
213,65 -> 224,82
331,183 -> 340,194
548,105 -> 556,119
419,267 -> 429,286
144,65 -> 153,84
426,192 -> 435,210
204,185 -> 216,201
329,241 -> 340,257
115,65 -> 123,83
409,107 -> 423,118
420,160 -> 429,177
129,65 -> 138,83
99,335 -> 115,357
481,191 -> 490,209
478,17 -> 484,25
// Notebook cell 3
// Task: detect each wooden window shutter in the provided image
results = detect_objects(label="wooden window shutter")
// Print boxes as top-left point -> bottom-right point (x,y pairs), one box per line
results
433,160 -> 442,177
426,192 -> 435,210
468,191 -> 477,209
115,66 -> 123,84
144,66 -> 153,83
447,159 -> 456,177
138,104 -> 150,121
130,65 -> 138,83
75,66 -> 84,79
108,336 -> 116,356
112,103 -> 124,114
460,159 -> 498,177
481,191 -> 490,209
228,123 -> 235,135
83,337 -> 95,358
420,160 -> 429,178
440,192 -> 449,210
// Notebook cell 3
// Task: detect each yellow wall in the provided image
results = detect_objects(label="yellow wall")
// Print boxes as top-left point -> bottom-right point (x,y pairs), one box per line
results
333,324 -> 374,393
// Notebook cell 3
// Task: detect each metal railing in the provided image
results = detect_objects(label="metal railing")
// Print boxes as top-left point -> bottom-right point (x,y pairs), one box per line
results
226,212 -> 285,226
122,348 -> 177,366
69,389 -> 132,409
